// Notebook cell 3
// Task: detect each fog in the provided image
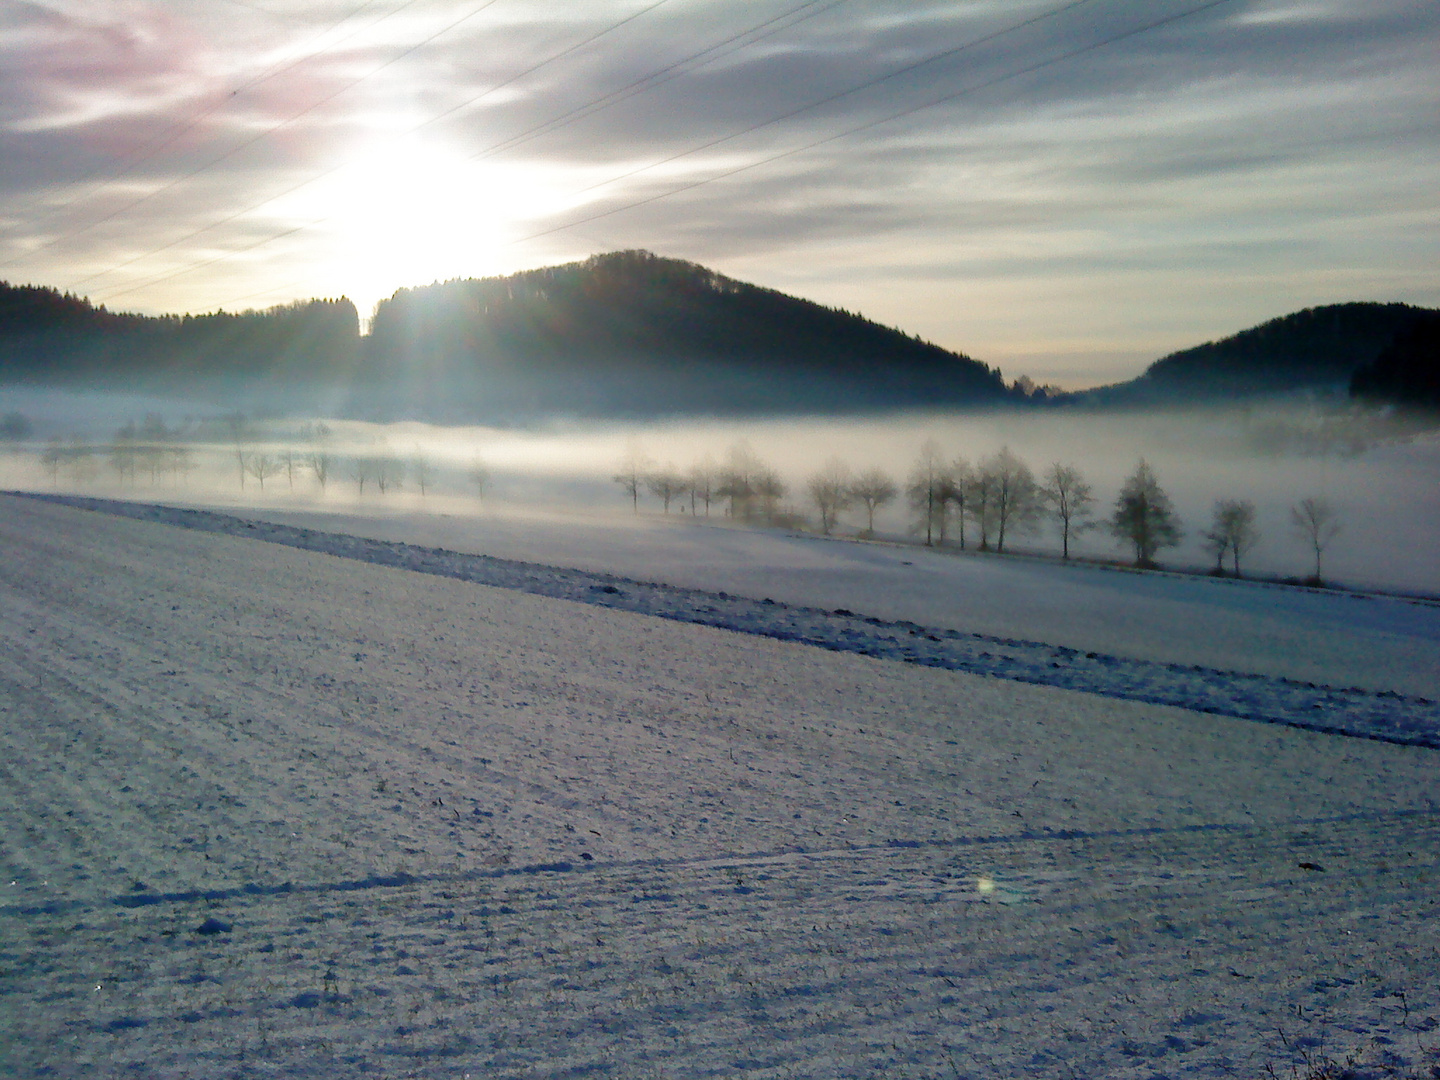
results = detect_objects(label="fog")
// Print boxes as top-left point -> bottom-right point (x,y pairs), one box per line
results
2,387 -> 1436,596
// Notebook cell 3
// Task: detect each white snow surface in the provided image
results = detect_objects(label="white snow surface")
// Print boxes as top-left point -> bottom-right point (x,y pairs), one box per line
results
2,494 -> 1439,1079
132,495 -> 1440,700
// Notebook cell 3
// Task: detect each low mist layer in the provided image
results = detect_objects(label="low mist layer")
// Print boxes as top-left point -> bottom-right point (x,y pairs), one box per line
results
2,388 -> 1435,596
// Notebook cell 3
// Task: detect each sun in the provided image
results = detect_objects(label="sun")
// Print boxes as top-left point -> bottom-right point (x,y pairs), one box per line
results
305,137 -> 547,320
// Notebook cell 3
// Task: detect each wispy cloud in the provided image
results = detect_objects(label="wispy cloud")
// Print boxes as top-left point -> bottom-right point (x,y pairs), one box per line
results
0,0 -> 1435,385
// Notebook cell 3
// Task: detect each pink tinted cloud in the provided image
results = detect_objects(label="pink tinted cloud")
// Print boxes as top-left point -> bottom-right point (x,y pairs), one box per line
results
2,1 -> 225,141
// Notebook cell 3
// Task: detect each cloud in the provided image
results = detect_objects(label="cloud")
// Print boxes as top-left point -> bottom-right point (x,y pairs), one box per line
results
0,0 -> 1435,385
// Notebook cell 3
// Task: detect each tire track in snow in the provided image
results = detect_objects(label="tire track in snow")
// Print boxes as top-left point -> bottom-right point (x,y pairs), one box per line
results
20,492 -> 1439,751
3,805 -> 1432,919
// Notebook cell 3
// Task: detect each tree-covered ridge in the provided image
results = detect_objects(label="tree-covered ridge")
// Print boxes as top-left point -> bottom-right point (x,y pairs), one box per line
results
0,282 -> 137,335
1350,311 -> 1440,411
1078,302 -> 1437,405
368,250 -> 1008,394
0,284 -> 360,386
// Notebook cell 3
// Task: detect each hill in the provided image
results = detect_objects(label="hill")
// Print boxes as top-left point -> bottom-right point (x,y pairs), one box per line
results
1350,310 -> 1440,411
1073,302 -> 1436,407
356,250 -> 1012,419
0,254 -> 1013,420
0,283 -> 361,398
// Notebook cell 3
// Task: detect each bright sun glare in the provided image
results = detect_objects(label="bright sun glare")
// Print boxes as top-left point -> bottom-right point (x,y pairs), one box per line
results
303,137 -> 555,321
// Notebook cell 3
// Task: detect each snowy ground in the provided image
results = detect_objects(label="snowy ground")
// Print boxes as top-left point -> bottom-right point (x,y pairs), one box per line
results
67,493 -> 1440,699
19,493 -> 1440,748
2,494 -> 1438,1078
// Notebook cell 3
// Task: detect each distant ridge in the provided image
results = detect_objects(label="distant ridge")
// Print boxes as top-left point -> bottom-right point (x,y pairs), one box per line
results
1350,311 -> 1440,411
357,250 -> 1012,420
1073,302 -> 1437,407
0,253 -> 1013,420
4,260 -> 1434,420
0,281 -> 360,392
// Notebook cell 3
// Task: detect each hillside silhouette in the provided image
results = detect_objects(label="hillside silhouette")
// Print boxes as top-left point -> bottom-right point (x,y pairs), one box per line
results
1075,302 -> 1436,406
0,283 -> 360,395
4,258 -> 1433,421
1350,311 -> 1440,412
0,254 -> 1011,420
358,250 -> 1011,419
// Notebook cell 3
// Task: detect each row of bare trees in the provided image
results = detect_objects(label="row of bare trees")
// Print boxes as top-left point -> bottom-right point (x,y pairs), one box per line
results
615,443 -> 1346,584
1200,496 -> 1341,582
32,415 -> 498,503
230,444 -> 492,499
614,445 -> 795,525
39,416 -> 196,487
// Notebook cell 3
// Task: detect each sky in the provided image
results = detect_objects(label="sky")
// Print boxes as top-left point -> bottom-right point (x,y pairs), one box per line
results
0,0 -> 1436,388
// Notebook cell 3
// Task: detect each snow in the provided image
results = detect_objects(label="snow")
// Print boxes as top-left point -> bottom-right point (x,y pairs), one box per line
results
21,493 -> 1440,747
61,492 -> 1440,699
2,493 -> 1438,1078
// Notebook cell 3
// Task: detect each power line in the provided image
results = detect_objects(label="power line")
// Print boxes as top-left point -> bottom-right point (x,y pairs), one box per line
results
188,0 -> 856,312
70,0 -> 683,295
91,0 -> 1086,305
560,0 -> 1100,202
511,0 -> 1241,246
100,0 -> 1236,308
139,0 -> 831,291
398,0 -> 677,139
0,0 -> 408,250
458,0 -> 851,161
53,0 -> 489,288
212,0 -> 332,24
86,0 -> 680,303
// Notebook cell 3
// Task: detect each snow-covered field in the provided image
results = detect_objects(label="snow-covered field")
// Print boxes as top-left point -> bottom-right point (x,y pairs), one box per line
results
82,492 -> 1440,699
2,493 -> 1438,1078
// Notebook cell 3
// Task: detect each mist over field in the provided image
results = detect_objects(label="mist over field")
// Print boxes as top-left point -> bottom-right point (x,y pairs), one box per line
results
2,386 -> 1435,595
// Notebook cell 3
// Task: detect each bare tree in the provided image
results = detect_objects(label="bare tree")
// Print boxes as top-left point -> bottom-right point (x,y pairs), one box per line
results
224,413 -> 249,489
906,439 -> 946,545
716,443 -> 762,521
979,446 -> 1039,554
374,454 -> 403,494
304,422 -> 332,491
612,445 -> 650,514
166,442 -> 194,484
1204,499 -> 1260,577
109,422 -> 138,485
1291,496 -> 1341,584
347,456 -> 372,495
246,453 -> 281,489
137,414 -> 172,484
1202,503 -> 1229,574
645,465 -> 689,514
39,438 -> 63,486
63,439 -> 98,485
688,456 -> 716,516
806,457 -> 853,535
468,456 -> 491,503
753,463 -> 787,524
309,448 -> 332,490
411,450 -> 437,496
1110,459 -> 1182,567
850,466 -> 897,536
280,447 -> 302,489
942,457 -> 972,548
1040,462 -> 1095,560
965,466 -> 999,551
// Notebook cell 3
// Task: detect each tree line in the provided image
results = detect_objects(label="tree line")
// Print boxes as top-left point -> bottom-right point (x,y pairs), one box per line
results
30,415 -> 495,503
616,442 -> 1345,585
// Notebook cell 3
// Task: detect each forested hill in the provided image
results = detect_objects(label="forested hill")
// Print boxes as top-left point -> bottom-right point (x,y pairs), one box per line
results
0,283 -> 361,391
0,256 -> 1011,420
1075,302 -> 1436,406
359,250 -> 1012,419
